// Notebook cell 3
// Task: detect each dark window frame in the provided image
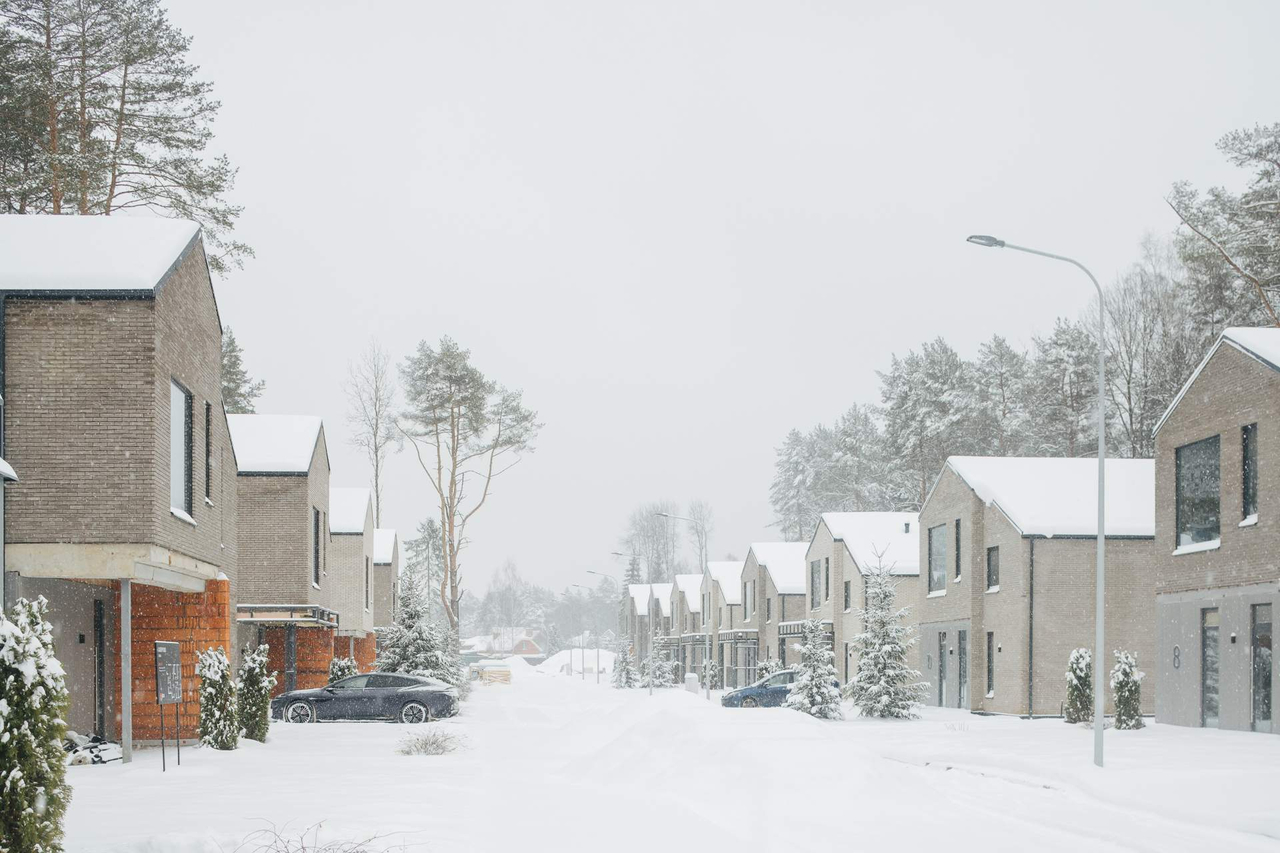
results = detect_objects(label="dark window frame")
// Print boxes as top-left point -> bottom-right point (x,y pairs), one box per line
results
313,507 -> 321,587
986,546 -> 999,590
1175,435 -> 1221,546
986,632 -> 994,695
204,401 -> 213,502
823,557 -> 830,601
170,379 -> 194,515
927,524 -> 947,592
810,560 -> 821,609
843,579 -> 852,611
954,519 -> 962,579
1243,423 -> 1259,520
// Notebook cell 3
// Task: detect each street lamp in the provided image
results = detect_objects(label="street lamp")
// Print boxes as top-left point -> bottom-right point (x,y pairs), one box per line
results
967,234 -> 1107,768
571,583 -> 590,682
655,511 -> 713,701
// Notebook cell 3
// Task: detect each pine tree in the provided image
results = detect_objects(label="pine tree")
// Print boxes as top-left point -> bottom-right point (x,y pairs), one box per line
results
0,597 -> 71,853
611,642 -> 639,689
328,656 -> 358,683
1027,319 -> 1099,457
642,649 -> 675,689
784,619 -> 843,720
196,646 -> 238,750
1110,650 -> 1145,730
376,608 -> 462,687
846,563 -> 927,719
403,518 -> 446,626
973,335 -> 1031,456
237,643 -> 276,743
221,327 -> 264,414
1064,648 -> 1093,724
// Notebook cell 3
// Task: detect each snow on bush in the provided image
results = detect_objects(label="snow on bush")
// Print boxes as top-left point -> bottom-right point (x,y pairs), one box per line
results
785,619 -> 843,720
757,658 -> 784,680
611,643 -> 639,689
0,597 -> 71,853
1110,650 -> 1145,730
641,649 -> 676,689
238,644 -> 277,743
328,656 -> 358,683
197,647 -> 239,750
397,728 -> 462,756
704,659 -> 722,690
845,562 -> 927,719
1064,648 -> 1093,724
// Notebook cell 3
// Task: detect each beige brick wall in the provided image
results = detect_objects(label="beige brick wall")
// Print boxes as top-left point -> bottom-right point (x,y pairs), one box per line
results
372,554 -> 398,629
328,499 -> 374,637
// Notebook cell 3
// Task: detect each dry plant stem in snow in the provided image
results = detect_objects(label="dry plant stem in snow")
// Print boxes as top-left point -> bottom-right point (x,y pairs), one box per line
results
234,823 -> 407,853
398,729 -> 462,756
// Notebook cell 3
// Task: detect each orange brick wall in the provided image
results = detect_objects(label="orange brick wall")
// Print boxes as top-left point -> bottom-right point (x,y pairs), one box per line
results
333,633 -> 376,672
262,625 -> 335,697
113,578 -> 231,741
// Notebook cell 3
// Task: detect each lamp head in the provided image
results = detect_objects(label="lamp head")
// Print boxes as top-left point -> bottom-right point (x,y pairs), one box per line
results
967,235 -> 1005,248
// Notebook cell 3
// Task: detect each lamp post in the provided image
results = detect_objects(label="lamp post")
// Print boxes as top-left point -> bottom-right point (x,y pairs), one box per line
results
655,511 -> 712,701
571,584 -> 590,682
967,234 -> 1107,768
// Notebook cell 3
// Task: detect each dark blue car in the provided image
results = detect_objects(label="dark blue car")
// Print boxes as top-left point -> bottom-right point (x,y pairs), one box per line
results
721,669 -> 799,708
271,672 -> 459,724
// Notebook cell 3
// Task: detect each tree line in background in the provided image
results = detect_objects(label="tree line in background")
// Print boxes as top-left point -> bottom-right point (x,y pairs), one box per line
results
770,122 -> 1280,539
615,499 -> 717,583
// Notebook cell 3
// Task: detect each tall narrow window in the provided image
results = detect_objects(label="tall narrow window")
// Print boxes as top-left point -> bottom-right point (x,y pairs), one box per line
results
823,558 -> 830,600
1176,436 -> 1220,546
986,632 -> 994,695
169,380 -> 192,516
1243,423 -> 1258,520
203,402 -> 213,501
1202,608 -> 1220,727
957,630 -> 968,708
810,560 -> 821,608
986,546 -> 1000,590
928,525 -> 947,592
843,580 -> 851,611
313,507 -> 321,587
954,519 -> 962,578
365,557 -> 371,609
1252,603 -> 1272,733
766,597 -> 772,622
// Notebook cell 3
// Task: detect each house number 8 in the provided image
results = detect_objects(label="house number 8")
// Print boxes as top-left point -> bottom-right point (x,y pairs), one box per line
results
1172,645 -> 1180,669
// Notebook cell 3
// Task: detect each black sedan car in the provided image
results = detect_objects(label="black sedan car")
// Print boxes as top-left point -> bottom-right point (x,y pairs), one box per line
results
271,672 -> 459,724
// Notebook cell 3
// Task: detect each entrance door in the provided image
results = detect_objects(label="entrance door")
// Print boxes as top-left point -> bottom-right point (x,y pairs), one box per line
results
1201,608 -> 1220,728
938,632 -> 948,706
957,630 -> 968,709
1252,604 -> 1272,733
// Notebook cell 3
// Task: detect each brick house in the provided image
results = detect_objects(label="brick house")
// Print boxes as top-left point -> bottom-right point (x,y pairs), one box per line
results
1151,328 -> 1278,732
701,560 -> 746,687
328,487 -> 376,671
622,583 -> 651,662
917,456 -> 1157,717
671,573 -> 705,680
229,414 -> 339,697
647,581 -> 674,668
740,543 -> 807,682
0,216 -> 237,758
801,513 -> 919,685
372,528 -> 399,633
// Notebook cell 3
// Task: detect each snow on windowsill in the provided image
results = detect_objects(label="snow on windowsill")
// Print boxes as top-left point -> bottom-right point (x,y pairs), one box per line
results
954,575 -> 962,584
312,582 -> 321,591
1240,514 -> 1259,528
204,497 -> 214,508
986,691 -> 994,699
843,608 -> 852,614
927,590 -> 946,598
986,586 -> 1000,594
170,507 -> 196,526
1172,539 -> 1220,556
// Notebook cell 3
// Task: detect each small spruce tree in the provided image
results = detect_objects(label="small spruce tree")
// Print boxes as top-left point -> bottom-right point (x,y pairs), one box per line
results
329,656 -> 359,683
0,597 -> 72,853
785,619 -> 844,720
1064,648 -> 1093,724
1110,650 -> 1145,730
238,644 -> 277,743
845,562 -> 927,719
704,659 -> 722,690
611,643 -> 640,689
197,647 -> 239,750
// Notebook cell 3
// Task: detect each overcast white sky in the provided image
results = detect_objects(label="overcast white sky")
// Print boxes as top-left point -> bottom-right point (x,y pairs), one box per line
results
169,0 -> 1274,595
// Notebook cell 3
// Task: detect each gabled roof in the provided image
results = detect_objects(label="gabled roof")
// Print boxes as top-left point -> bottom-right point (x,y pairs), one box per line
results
373,529 -> 398,564
628,584 -> 651,616
0,215 -> 201,293
650,583 -> 673,617
673,574 -> 703,612
1154,327 -> 1280,435
747,543 -> 809,593
329,487 -> 372,534
706,561 -> 744,605
939,456 -> 1155,538
819,512 -> 920,576
228,415 -> 324,474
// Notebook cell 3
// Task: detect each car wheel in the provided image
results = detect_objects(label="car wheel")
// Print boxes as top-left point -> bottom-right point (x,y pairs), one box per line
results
285,701 -> 315,724
741,697 -> 759,708
400,701 -> 430,724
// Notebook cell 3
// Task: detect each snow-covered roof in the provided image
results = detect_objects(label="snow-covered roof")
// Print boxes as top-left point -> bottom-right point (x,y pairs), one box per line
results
329,487 -> 372,534
373,529 -> 397,564
820,512 -> 920,576
941,457 -> 1155,538
706,561 -> 744,605
0,215 -> 200,293
673,574 -> 703,612
628,584 -> 651,616
747,543 -> 809,594
228,414 -> 323,474
650,583 -> 673,617
1154,327 -> 1280,435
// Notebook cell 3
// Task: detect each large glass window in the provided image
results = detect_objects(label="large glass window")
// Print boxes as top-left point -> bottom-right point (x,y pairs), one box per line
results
928,525 -> 947,592
1253,604 -> 1272,733
986,546 -> 1000,590
169,380 -> 192,515
1176,436 -> 1220,546
1243,423 -> 1258,520
1202,608 -> 1220,727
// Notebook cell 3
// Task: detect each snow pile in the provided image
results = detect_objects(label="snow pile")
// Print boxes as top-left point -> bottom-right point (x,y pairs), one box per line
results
227,414 -> 323,473
536,647 -> 616,676
329,487 -> 372,533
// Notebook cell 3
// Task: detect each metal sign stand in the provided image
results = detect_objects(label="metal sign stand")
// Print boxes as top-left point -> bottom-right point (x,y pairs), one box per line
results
154,641 -> 183,773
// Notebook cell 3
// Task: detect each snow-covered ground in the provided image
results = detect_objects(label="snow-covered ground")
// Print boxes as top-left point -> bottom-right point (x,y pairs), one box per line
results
66,670 -> 1280,852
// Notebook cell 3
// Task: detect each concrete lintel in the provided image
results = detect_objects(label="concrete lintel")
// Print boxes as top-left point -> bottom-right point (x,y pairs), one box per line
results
8,542 -> 216,590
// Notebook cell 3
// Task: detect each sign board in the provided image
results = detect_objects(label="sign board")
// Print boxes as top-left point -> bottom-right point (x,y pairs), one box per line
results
154,641 -> 182,705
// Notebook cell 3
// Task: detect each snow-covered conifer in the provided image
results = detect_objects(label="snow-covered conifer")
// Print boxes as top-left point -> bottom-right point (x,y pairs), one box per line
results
845,562 -> 927,718
196,647 -> 239,750
238,644 -> 277,743
328,656 -> 358,683
1064,648 -> 1093,724
611,642 -> 639,689
785,619 -> 843,720
641,648 -> 676,689
0,597 -> 71,853
1110,650 -> 1145,730
704,659 -> 721,690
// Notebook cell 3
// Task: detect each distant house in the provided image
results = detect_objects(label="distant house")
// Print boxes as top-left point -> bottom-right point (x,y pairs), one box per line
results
916,456 -> 1157,716
461,627 -> 545,661
329,487 -> 377,670
372,528 -> 399,632
701,560 -> 746,687
671,573 -> 705,680
622,584 -> 651,661
1152,328 -> 1278,732
740,542 -> 808,679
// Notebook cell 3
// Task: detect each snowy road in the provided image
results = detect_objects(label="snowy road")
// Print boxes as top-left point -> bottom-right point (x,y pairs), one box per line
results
66,670 -> 1280,852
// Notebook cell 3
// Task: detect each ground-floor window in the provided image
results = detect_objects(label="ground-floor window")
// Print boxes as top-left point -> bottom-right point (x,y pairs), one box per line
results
1202,608 -> 1220,728
1252,603 -> 1272,733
